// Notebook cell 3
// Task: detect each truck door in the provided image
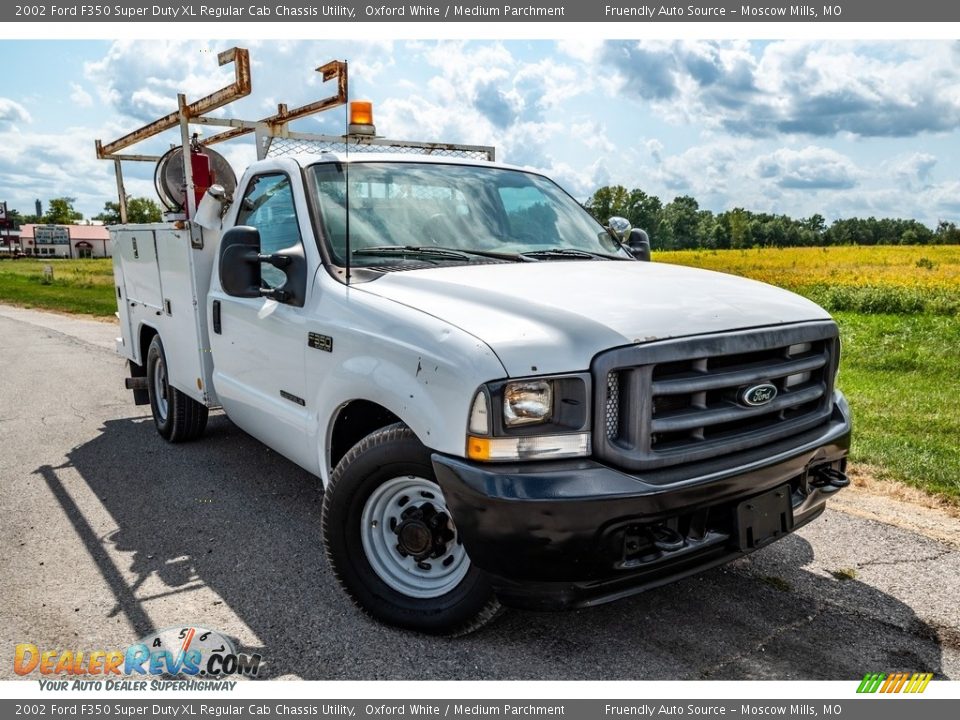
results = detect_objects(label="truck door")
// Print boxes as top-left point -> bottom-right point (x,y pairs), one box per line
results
209,170 -> 313,470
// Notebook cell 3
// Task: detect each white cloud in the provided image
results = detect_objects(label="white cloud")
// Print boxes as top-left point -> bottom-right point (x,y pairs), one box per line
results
555,39 -> 604,64
754,146 -> 862,190
571,121 -> 615,153
613,141 -> 868,219
891,152 -> 938,189
373,42 -> 601,182
652,140 -> 758,197
599,40 -> 960,139
924,181 -> 960,214
599,40 -> 758,127
409,42 -> 587,133
69,83 -> 93,108
814,182 -> 960,224
543,157 -> 611,199
645,139 -> 664,163
0,125 -> 122,217
0,98 -> 32,128
85,42 -> 240,123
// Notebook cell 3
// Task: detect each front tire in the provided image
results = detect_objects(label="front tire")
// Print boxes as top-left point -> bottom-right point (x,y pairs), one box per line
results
321,423 -> 500,635
146,335 -> 208,443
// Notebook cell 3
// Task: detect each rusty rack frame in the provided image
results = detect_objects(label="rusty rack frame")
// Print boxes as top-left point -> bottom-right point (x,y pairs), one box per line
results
95,46 -> 495,229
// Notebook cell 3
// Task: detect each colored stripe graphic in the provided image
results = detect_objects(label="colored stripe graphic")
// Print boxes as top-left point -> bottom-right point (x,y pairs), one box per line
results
857,672 -> 933,694
909,673 -> 934,693
857,672 -> 885,693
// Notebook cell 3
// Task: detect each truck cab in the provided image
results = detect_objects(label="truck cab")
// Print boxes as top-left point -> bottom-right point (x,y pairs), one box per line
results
104,51 -> 851,635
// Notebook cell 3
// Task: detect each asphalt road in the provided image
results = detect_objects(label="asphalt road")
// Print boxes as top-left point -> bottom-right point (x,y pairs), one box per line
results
1,303 -> 958,681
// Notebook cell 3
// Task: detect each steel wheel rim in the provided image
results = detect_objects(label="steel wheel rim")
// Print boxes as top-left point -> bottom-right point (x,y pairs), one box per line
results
153,355 -> 169,422
360,476 -> 469,599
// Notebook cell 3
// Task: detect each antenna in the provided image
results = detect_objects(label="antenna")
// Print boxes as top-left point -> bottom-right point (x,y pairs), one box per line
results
344,82 -> 351,286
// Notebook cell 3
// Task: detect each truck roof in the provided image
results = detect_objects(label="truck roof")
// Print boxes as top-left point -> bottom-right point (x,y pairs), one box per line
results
279,152 -> 524,173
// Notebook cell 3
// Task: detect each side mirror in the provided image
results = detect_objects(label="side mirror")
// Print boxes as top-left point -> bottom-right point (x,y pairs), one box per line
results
627,228 -> 651,262
219,226 -> 261,298
607,216 -> 632,243
606,217 -> 651,260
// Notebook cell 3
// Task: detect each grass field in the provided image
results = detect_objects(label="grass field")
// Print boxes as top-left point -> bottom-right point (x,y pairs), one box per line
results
2,249 -> 959,503
661,245 -> 960,315
0,258 -> 117,316
660,246 -> 960,503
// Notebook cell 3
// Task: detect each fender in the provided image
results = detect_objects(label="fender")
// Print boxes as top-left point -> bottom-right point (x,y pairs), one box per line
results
303,281 -> 507,485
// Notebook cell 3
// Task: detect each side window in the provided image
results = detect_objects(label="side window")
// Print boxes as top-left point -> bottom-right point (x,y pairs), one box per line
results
236,174 -> 303,288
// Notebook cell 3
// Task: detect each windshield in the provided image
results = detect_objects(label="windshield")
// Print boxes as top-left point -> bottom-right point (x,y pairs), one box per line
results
309,162 -> 627,267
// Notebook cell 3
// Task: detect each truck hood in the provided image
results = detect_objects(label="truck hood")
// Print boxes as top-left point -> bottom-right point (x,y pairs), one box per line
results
360,261 -> 832,376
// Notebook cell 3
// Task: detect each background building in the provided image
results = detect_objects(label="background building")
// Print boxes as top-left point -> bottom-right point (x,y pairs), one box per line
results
20,224 -> 111,258
0,227 -> 20,253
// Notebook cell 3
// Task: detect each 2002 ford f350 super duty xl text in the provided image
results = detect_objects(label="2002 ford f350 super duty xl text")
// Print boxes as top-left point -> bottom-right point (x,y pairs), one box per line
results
103,50 -> 851,635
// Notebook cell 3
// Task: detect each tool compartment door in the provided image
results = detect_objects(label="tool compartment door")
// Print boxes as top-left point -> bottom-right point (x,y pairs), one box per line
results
153,226 -> 215,405
114,229 -> 163,310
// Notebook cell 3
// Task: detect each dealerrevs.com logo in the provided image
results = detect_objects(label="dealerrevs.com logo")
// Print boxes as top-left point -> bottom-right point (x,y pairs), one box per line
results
15,626 -> 262,690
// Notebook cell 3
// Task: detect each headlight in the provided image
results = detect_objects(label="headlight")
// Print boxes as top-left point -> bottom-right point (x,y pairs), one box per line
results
503,380 -> 553,426
465,375 -> 591,462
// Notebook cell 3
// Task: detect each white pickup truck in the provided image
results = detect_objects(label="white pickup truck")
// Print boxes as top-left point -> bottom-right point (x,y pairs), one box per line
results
105,55 -> 851,634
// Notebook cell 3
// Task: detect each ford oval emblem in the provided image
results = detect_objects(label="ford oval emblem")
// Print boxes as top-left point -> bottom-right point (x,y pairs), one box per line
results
740,383 -> 778,407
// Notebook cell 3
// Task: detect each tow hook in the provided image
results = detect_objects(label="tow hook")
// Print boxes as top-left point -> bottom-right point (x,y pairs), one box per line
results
649,525 -> 686,552
809,465 -> 850,493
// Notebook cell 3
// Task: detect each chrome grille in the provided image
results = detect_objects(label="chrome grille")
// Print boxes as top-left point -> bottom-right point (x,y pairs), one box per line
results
592,322 -> 840,472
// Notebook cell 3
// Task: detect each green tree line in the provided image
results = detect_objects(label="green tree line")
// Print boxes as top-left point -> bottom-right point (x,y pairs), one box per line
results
5,196 -> 161,227
6,189 -> 959,248
585,185 -> 960,249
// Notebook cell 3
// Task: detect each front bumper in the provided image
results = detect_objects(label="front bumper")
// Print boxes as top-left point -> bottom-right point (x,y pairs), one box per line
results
432,393 -> 851,610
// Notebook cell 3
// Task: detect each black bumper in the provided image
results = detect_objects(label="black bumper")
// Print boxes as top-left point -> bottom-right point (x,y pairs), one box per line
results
432,395 -> 851,611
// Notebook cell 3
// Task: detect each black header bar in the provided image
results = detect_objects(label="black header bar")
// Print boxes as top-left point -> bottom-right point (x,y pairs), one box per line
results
4,1 -> 959,23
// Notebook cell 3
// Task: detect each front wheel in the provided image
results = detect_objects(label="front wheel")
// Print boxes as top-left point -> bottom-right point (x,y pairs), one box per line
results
145,335 -> 208,443
321,423 -> 501,635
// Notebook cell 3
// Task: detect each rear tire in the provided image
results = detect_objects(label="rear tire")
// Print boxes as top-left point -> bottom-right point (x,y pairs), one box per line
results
321,423 -> 501,635
146,335 -> 208,442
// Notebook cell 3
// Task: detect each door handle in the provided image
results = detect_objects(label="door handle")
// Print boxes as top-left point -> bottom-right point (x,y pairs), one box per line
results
212,300 -> 222,334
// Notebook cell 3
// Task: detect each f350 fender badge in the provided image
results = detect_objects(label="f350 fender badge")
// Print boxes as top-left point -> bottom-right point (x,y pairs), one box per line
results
740,383 -> 778,407
308,332 -> 333,352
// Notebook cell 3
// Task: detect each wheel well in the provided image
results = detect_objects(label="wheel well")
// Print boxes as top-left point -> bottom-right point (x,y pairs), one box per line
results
138,325 -> 158,369
125,325 -> 157,406
329,400 -> 401,472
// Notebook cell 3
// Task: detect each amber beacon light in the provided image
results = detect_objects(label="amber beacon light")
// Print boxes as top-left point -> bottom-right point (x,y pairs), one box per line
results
348,101 -> 375,136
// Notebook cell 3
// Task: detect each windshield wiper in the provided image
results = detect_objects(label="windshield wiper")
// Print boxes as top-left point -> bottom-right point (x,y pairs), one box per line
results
352,245 -> 473,262
520,248 -> 622,261
353,246 -> 519,262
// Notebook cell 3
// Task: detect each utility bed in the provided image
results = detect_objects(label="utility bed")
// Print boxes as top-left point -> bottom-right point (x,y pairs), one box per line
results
112,222 -> 219,407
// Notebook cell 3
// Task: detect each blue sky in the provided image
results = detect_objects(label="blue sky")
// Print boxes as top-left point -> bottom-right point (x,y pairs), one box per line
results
1,39 -> 959,225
